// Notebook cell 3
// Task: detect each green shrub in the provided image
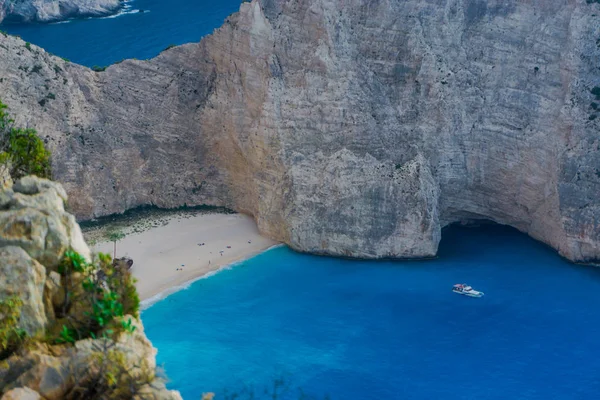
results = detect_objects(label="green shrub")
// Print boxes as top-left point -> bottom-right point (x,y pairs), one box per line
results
24,42 -> 32,51
53,250 -> 140,344
92,65 -> 106,72
0,100 -> 51,179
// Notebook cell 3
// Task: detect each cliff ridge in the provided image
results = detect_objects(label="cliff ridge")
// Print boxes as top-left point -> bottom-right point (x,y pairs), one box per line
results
0,0 -> 598,262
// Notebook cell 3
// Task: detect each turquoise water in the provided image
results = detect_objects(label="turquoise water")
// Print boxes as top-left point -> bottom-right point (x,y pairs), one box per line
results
0,0 -> 242,67
142,225 -> 600,399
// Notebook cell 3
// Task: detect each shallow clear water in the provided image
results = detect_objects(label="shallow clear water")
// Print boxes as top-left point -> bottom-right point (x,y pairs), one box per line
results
0,0 -> 242,67
142,225 -> 600,399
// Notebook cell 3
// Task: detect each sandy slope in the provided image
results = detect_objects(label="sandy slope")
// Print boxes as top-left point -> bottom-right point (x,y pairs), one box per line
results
92,213 -> 277,304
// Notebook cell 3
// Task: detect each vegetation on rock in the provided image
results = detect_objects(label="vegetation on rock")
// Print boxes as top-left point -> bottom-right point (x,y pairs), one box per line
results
0,100 -> 51,180
0,297 -> 26,359
0,177 -> 178,398
53,250 -> 140,344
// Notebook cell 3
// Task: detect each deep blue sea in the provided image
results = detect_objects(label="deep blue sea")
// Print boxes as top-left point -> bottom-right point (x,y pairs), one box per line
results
0,0 -> 242,67
142,225 -> 600,399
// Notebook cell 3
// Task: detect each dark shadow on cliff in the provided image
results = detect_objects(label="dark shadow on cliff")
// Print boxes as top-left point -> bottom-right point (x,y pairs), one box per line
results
439,220 -> 599,267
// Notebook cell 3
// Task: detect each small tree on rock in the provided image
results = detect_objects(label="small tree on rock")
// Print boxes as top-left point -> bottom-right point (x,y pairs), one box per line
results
105,230 -> 126,259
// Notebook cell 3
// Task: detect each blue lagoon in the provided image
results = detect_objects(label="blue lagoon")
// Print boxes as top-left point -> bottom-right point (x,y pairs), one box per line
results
142,225 -> 600,399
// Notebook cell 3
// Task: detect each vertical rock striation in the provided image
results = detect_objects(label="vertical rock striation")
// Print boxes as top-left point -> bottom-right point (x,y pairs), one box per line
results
0,0 -> 598,262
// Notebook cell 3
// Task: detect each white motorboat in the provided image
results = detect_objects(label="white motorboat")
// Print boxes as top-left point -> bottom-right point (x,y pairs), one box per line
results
453,283 -> 484,298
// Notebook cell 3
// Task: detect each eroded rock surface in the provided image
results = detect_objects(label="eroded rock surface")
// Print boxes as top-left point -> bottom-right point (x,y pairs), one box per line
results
0,246 -> 47,336
0,0 -> 120,24
0,177 -> 181,399
0,0 -> 598,262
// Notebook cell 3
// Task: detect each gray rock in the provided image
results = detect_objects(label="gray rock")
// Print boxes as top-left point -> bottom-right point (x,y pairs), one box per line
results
0,177 -> 90,267
0,246 -> 47,336
1,387 -> 42,400
0,0 -> 598,262
0,0 -> 121,24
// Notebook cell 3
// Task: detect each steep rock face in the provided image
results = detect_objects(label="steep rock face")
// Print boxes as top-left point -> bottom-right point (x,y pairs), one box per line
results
0,0 -> 120,24
0,0 -> 598,262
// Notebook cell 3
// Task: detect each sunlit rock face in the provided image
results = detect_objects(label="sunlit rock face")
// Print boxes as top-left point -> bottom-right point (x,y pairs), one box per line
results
0,0 -> 598,262
0,0 -> 120,23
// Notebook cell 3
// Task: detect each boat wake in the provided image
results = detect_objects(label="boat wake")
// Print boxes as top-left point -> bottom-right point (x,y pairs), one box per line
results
98,0 -> 148,20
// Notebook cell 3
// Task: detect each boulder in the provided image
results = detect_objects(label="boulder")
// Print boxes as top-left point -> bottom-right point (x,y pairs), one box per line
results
0,208 -> 69,269
1,388 -> 41,400
112,257 -> 134,271
0,177 -> 91,267
0,247 -> 47,336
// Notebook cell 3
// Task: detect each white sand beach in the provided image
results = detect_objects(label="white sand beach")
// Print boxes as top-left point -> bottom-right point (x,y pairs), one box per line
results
92,213 -> 278,304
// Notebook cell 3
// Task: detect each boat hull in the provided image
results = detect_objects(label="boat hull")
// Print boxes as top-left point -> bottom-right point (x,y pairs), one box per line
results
453,290 -> 484,298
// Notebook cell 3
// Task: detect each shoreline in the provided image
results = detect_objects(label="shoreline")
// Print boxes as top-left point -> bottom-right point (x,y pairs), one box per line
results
91,212 -> 278,305
139,243 -> 283,310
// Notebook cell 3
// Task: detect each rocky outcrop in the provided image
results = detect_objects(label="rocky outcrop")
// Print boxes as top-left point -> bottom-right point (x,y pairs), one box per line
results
0,247 -> 47,336
0,0 -> 120,24
0,176 -> 90,267
0,0 -> 598,262
0,177 -> 181,400
0,318 -> 178,400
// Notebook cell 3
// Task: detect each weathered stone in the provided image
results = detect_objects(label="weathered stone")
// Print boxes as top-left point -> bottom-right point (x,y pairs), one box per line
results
0,208 -> 68,268
42,271 -> 62,323
0,179 -> 180,399
1,387 -> 41,400
0,0 -> 121,24
12,358 -> 68,400
0,166 -> 11,191
2,350 -> 68,400
0,247 -> 47,336
0,0 -> 598,263
13,177 -> 67,202
112,257 -> 134,271
0,177 -> 91,265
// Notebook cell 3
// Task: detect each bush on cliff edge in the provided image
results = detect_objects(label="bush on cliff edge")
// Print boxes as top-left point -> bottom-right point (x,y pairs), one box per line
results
53,250 -> 140,344
0,99 -> 51,180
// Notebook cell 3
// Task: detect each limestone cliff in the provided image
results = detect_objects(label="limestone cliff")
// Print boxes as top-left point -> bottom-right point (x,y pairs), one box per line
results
0,0 -> 598,262
0,177 -> 181,400
0,0 -> 120,24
